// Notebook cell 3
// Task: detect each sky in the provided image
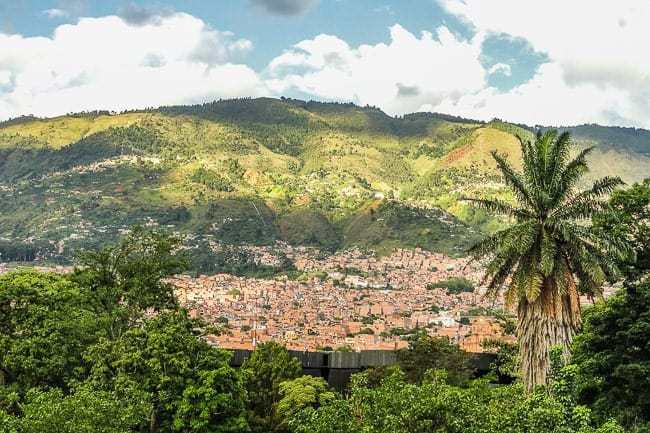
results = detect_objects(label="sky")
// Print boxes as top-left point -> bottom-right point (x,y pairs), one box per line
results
1,0 -> 649,128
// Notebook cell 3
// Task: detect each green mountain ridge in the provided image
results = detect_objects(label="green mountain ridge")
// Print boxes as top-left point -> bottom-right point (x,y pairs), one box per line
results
1,97 -> 648,264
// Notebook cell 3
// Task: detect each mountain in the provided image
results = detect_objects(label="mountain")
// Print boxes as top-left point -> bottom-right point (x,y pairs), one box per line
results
1,97 -> 649,264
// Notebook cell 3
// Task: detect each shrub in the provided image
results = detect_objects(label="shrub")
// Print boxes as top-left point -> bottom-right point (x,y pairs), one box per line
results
288,369 -> 624,433
571,280 -> 650,430
426,277 -> 474,294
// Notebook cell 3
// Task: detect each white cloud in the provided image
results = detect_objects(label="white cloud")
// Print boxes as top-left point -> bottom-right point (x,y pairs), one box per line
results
5,3 -> 650,129
264,2 -> 650,127
432,62 -> 632,127
0,71 -> 12,85
189,29 -> 253,65
266,24 -> 486,115
437,0 -> 650,127
487,63 -> 511,77
117,3 -> 174,26
43,8 -> 69,19
0,13 -> 264,120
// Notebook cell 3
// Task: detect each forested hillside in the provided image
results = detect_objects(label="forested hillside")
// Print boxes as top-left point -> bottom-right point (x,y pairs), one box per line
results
1,97 -> 648,264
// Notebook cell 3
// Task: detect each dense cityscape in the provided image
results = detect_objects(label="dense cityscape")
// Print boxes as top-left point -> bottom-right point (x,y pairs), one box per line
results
2,243 -> 618,355
174,246 -> 513,352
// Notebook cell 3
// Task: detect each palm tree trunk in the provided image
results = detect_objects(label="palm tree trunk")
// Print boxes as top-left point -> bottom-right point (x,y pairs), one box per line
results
517,277 -> 581,391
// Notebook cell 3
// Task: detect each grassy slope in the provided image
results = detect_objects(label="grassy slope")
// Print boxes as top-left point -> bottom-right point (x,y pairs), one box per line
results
0,113 -> 145,149
0,98 -> 648,262
439,127 -> 523,171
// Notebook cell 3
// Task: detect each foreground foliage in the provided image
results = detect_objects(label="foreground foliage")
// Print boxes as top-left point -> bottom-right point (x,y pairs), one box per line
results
86,311 -> 248,433
571,278 -> 650,431
0,229 -> 248,433
0,271 -> 101,391
2,387 -> 142,433
242,342 -> 303,433
592,179 -> 650,279
395,333 -> 472,385
289,369 -> 623,433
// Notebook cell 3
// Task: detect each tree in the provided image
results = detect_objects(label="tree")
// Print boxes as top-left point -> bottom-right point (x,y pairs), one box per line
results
85,311 -> 247,433
593,178 -> 650,279
570,278 -> 650,430
0,271 -> 101,392
276,376 -> 336,428
71,226 -> 187,337
482,339 -> 519,382
467,130 -> 625,390
426,277 -> 474,294
5,387 -> 145,433
396,332 -> 472,385
287,398 -> 358,433
241,342 -> 302,433
289,368 -> 624,433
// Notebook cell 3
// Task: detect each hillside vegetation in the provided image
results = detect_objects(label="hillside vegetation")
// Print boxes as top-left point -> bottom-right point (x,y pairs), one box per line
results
1,97 -> 648,263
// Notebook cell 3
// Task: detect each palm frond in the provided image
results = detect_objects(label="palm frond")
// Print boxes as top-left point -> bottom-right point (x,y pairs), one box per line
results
512,256 -> 542,302
520,136 -> 541,199
539,228 -> 555,276
467,227 -> 516,259
462,197 -> 533,220
537,130 -> 557,178
550,176 -> 624,221
490,151 -> 535,210
484,253 -> 519,298
467,129 -> 623,307
546,131 -> 571,189
550,147 -> 594,205
552,253 -> 572,296
554,221 -> 611,296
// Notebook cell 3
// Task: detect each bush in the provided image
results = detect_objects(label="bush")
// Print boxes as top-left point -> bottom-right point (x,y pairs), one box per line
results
242,342 -> 302,433
288,369 -> 625,433
426,277 -> 474,294
396,333 -> 472,385
570,279 -> 650,430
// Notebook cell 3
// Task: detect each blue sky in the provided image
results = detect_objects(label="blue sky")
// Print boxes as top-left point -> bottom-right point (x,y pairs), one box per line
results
1,1 -> 649,128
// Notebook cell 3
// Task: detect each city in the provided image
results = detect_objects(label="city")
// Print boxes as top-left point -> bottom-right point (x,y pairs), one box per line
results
174,245 -> 516,352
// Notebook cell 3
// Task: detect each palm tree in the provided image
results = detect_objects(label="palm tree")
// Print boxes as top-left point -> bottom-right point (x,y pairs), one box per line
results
467,129 -> 626,390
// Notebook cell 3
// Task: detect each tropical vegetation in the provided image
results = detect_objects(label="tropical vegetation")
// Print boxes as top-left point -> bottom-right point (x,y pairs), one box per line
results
466,130 -> 627,390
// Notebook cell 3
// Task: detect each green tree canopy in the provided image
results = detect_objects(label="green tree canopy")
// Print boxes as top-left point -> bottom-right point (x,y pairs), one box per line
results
571,278 -> 650,431
2,386 -> 145,433
242,342 -> 302,433
85,311 -> 247,433
0,271 -> 101,392
289,369 -> 625,433
593,178 -> 650,279
73,226 -> 187,313
396,333 -> 472,385
276,376 -> 336,428
71,226 -> 188,337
